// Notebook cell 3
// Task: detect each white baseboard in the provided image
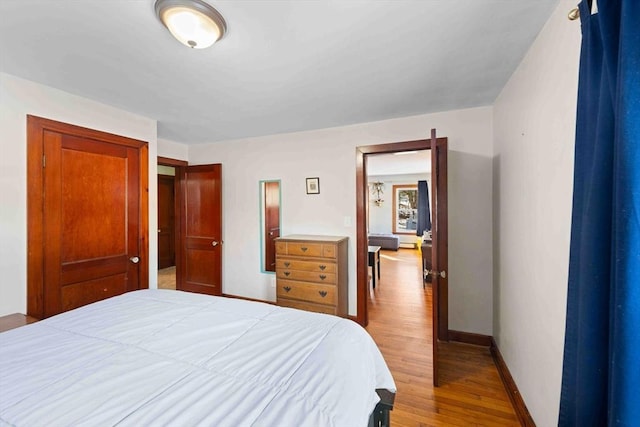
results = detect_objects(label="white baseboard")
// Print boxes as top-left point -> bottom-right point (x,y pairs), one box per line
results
399,242 -> 418,249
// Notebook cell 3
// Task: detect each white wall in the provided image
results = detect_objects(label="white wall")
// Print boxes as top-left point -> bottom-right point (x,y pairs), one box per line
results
0,72 -> 158,316
368,174 -> 430,246
158,138 -> 188,161
188,106 -> 494,334
493,0 -> 581,425
157,165 -> 176,176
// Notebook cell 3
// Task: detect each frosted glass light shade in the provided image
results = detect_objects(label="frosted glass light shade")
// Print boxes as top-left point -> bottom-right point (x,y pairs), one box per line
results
155,0 -> 226,49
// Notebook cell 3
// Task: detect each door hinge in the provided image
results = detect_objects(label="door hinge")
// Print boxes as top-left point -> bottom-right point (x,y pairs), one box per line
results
42,155 -> 46,168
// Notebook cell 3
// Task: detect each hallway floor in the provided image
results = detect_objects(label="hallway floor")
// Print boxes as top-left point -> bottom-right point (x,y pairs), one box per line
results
157,266 -> 176,290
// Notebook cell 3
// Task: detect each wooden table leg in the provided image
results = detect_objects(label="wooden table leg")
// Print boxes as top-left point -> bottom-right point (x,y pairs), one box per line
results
372,261 -> 377,289
368,251 -> 376,289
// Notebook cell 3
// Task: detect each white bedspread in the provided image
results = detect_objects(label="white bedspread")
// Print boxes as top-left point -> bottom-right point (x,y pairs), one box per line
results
0,290 -> 395,427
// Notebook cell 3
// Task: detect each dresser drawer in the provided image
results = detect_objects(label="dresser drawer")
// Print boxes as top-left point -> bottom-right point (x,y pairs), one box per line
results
277,279 -> 336,305
276,259 -> 336,273
275,242 -> 337,259
287,242 -> 323,257
277,269 -> 336,284
322,244 -> 337,258
275,241 -> 287,255
276,298 -> 337,315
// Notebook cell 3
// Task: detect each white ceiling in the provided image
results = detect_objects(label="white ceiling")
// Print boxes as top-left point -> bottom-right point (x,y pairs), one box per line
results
368,151 -> 430,176
0,0 -> 559,144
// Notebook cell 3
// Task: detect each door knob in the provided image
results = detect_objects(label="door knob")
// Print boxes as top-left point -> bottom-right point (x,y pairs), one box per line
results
425,269 -> 446,279
212,241 -> 219,247
130,256 -> 140,264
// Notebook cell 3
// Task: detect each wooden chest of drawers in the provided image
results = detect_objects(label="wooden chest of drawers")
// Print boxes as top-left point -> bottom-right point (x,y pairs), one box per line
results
275,235 -> 348,317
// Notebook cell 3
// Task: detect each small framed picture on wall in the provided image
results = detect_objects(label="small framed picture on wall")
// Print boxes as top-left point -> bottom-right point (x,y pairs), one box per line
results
306,177 -> 320,194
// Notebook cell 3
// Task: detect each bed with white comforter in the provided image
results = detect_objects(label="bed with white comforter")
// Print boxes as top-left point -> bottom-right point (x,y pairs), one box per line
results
0,290 -> 395,426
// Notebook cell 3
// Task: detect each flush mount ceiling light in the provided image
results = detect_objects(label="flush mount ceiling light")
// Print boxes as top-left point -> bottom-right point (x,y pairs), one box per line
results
155,0 -> 227,49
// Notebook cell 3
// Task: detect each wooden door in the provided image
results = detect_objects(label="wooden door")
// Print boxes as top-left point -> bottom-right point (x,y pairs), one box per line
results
158,174 -> 176,269
27,116 -> 148,319
430,129 -> 449,386
177,164 -> 222,295
264,181 -> 280,272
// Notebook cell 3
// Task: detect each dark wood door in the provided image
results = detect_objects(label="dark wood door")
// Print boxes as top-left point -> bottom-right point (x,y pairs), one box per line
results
264,181 -> 280,272
158,174 -> 175,269
430,129 -> 449,386
27,116 -> 148,319
177,164 -> 222,295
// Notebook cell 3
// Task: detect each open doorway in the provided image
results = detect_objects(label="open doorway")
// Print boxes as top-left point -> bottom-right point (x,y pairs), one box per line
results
158,164 -> 176,289
366,148 -> 432,318
156,157 -> 224,296
356,138 -> 448,328
356,133 -> 449,385
157,157 -> 187,290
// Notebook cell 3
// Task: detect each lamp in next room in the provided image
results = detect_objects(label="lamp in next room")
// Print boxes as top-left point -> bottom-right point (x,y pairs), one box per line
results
155,0 -> 227,49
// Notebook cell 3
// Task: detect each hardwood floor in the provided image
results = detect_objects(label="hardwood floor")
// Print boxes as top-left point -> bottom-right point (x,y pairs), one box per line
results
365,249 -> 519,426
157,266 -> 176,290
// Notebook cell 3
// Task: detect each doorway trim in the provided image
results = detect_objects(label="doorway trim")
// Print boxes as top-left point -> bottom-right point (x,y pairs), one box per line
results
355,138 -> 447,328
158,156 -> 188,168
27,115 -> 149,318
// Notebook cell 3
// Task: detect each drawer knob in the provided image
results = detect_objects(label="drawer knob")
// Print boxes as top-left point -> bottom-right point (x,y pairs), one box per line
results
284,271 -> 291,277
284,262 -> 290,267
301,247 -> 308,252
319,290 -> 327,298
319,265 -> 326,270
319,274 -> 326,280
283,286 -> 291,293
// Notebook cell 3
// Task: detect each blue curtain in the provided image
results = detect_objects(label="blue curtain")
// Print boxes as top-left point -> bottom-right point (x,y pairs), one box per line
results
559,0 -> 640,425
416,180 -> 431,235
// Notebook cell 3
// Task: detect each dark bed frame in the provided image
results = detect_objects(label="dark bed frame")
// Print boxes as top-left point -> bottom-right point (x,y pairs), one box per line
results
369,389 -> 396,427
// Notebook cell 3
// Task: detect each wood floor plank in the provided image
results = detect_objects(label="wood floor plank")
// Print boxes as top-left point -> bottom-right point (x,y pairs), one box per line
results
365,249 -> 519,426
